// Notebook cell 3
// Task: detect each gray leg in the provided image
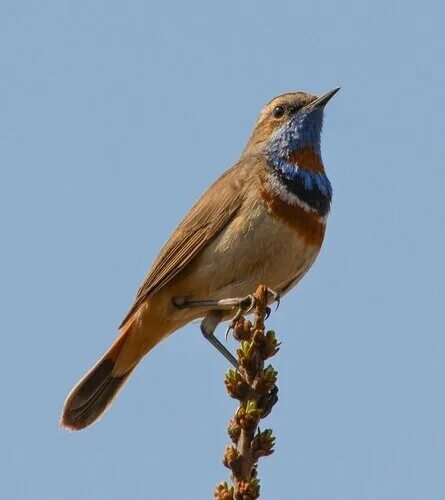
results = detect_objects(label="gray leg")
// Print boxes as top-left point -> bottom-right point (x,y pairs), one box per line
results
174,288 -> 280,312
175,294 -> 256,312
176,288 -> 281,368
201,311 -> 239,369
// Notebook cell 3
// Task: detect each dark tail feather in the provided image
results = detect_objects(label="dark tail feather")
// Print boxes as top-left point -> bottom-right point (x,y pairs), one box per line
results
61,320 -> 136,431
61,358 -> 133,431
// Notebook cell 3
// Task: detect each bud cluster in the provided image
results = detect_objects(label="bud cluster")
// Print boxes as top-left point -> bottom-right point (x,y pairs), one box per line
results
214,285 -> 280,500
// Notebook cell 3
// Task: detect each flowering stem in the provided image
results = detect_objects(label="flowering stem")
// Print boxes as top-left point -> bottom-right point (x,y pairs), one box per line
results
215,284 -> 280,500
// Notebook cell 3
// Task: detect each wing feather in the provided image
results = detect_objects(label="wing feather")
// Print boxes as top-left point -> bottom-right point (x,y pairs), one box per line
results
119,161 -> 252,328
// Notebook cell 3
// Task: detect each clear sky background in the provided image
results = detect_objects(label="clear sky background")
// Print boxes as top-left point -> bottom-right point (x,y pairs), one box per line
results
1,1 -> 444,499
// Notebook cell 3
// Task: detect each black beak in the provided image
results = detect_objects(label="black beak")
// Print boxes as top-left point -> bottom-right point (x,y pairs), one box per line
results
308,87 -> 341,110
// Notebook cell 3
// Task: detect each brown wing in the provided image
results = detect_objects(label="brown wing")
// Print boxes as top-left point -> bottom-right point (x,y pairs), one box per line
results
119,160 -> 253,328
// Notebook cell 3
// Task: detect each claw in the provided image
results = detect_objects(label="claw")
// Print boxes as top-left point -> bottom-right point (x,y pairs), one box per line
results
224,324 -> 232,341
225,294 -> 258,340
265,307 -> 271,320
242,294 -> 256,314
265,287 -> 281,311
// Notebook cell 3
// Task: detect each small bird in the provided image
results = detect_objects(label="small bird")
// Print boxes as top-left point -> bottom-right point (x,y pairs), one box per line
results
61,88 -> 340,430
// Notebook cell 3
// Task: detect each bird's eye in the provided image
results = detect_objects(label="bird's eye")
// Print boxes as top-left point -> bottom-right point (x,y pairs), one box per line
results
273,105 -> 286,118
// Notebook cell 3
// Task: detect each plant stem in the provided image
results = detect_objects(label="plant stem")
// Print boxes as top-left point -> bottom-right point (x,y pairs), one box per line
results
215,284 -> 280,500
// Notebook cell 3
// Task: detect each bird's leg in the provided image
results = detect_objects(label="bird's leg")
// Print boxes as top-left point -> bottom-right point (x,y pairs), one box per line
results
175,288 -> 280,313
174,294 -> 256,311
200,311 -> 239,369
222,288 -> 280,339
175,287 -> 281,341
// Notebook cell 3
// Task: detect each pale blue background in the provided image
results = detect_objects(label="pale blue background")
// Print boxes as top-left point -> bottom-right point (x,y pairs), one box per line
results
1,1 -> 444,499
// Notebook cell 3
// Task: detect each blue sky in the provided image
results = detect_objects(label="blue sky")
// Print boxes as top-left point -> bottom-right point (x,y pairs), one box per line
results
1,1 -> 444,499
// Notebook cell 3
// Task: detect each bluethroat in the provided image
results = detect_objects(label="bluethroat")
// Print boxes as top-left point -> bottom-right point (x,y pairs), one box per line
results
61,88 -> 340,430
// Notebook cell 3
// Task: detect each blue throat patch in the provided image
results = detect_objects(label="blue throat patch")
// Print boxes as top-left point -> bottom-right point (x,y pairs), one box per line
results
265,108 -> 332,214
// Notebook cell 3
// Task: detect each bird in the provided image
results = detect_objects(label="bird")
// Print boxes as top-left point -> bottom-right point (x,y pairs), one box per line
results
61,87 -> 340,431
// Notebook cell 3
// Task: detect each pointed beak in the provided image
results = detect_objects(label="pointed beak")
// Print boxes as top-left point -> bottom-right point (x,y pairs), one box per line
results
307,87 -> 341,110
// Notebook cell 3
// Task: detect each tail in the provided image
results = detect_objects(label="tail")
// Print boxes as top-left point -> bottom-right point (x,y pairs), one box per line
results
61,318 -> 139,431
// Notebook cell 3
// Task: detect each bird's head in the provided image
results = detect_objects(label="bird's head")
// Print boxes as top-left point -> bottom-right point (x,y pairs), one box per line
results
244,88 -> 339,217
244,88 -> 340,170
